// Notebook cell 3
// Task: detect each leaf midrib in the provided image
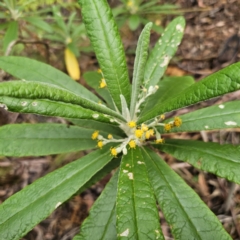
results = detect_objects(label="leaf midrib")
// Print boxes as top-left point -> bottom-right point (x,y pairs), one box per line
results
0,150 -> 111,225
162,141 -> 240,164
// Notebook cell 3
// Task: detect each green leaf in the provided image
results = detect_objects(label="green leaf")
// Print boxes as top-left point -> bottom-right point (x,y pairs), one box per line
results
0,96 -> 111,123
79,0 -> 131,111
0,123 -> 97,156
70,119 -> 125,138
0,56 -> 99,102
25,16 -> 53,33
74,169 -> 119,240
3,21 -> 18,53
144,16 -> 185,88
0,81 -> 124,121
78,157 -> 121,194
158,100 -> 240,133
141,76 -> 195,116
155,139 -> 240,184
0,146 -> 114,240
117,147 -> 163,239
128,14 -> 140,31
138,62 -> 240,124
83,71 -> 115,110
130,22 -> 152,119
141,147 -> 231,240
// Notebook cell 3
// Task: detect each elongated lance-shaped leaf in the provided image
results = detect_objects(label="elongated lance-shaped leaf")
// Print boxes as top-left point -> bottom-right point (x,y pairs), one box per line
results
141,76 -> 195,115
143,16 -> 185,88
70,119 -> 125,138
74,170 -> 119,240
0,146 -> 114,240
0,96 -> 111,123
78,157 -> 121,194
0,56 -> 99,102
157,100 -> 240,133
0,123 -> 97,157
141,147 -> 231,240
138,62 -> 240,124
79,0 -> 131,111
130,22 -> 152,119
83,71 -> 115,110
117,147 -> 164,240
3,21 -> 18,54
155,139 -> 240,184
0,81 -> 125,121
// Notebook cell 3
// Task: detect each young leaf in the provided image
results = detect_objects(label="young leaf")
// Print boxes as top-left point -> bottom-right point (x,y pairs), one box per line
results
130,22 -> 152,119
157,100 -> 240,133
117,147 -> 163,239
0,123 -> 97,156
74,170 -> 119,240
138,62 -> 240,124
141,147 -> 231,240
0,146 -> 114,240
155,139 -> 240,184
3,21 -> 18,53
79,0 -> 131,111
0,81 -> 124,121
0,96 -> 111,123
141,76 -> 195,115
0,56 -> 99,102
144,16 -> 185,88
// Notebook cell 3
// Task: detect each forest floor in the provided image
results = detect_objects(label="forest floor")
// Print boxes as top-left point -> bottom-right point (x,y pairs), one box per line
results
1,0 -> 240,239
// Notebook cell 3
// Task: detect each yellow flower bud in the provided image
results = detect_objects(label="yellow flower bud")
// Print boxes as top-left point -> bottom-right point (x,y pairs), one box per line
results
91,131 -> 99,140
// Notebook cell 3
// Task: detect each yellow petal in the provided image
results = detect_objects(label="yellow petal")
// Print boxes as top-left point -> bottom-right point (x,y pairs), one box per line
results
64,48 -> 80,80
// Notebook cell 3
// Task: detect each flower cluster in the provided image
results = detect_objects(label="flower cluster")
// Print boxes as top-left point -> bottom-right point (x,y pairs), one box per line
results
92,69 -> 182,157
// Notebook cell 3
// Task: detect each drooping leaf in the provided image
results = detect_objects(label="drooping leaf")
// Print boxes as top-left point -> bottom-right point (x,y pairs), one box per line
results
3,21 -> 18,54
74,169 -> 119,240
143,16 -> 185,88
141,147 -> 231,240
141,76 -> 195,115
0,81 -> 124,121
0,123 -> 96,156
0,96 -> 111,123
0,146 -> 114,240
0,56 -> 99,102
138,62 -> 240,124
130,22 -> 152,119
64,47 -> 81,80
79,0 -> 131,110
117,147 -> 163,239
155,139 -> 240,184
